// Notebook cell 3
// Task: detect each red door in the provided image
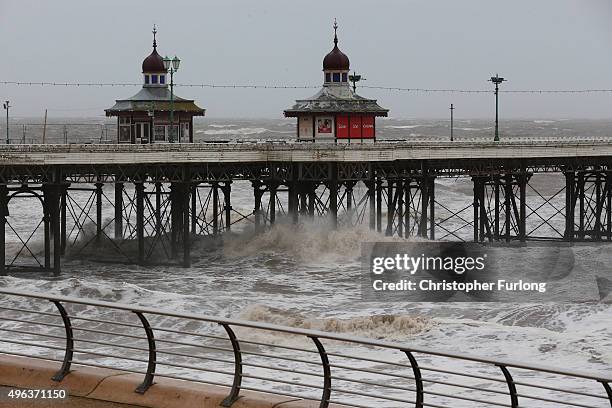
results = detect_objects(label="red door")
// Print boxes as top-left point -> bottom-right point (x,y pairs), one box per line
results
336,115 -> 349,138
362,116 -> 375,138
349,116 -> 362,139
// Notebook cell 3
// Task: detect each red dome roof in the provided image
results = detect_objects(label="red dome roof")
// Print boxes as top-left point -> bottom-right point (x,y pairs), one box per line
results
323,45 -> 350,71
142,48 -> 166,73
323,21 -> 350,71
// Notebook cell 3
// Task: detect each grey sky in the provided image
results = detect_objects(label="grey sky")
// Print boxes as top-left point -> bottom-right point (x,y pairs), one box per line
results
1,0 -> 611,119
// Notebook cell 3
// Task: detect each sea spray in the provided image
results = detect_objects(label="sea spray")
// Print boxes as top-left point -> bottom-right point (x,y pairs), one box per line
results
222,216 -> 415,262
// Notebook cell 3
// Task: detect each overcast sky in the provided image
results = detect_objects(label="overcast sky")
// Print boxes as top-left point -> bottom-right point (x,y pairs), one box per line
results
1,0 -> 611,119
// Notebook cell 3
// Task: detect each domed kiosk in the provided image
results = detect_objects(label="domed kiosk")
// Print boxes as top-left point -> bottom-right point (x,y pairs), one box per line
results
284,20 -> 388,142
105,26 -> 205,143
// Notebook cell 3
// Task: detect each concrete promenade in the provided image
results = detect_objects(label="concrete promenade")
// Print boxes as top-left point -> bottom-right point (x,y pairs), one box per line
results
0,355 -> 340,408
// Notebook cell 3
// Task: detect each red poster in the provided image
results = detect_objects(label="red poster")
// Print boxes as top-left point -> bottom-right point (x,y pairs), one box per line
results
349,116 -> 362,138
362,116 -> 375,138
336,115 -> 349,138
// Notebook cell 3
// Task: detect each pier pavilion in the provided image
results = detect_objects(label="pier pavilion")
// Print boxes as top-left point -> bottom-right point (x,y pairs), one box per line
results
284,20 -> 388,142
105,27 -> 205,144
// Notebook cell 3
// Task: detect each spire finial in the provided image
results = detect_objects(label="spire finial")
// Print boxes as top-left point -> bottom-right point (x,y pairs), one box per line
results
333,18 -> 338,46
152,24 -> 157,50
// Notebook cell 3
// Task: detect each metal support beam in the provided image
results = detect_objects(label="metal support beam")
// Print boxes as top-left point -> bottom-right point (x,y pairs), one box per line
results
429,177 -> 435,240
494,177 -> 500,240
376,179 -> 382,233
404,180 -> 411,237
95,182 -> 103,243
595,172 -> 602,241
170,184 -> 178,257
50,185 -> 61,275
182,184 -> 191,268
114,182 -> 123,240
269,183 -> 277,225
607,171 -> 612,241
308,183 -> 316,217
519,173 -> 527,242
43,187 -> 51,270
564,171 -> 575,241
191,184 -> 197,236
505,175 -> 512,242
329,164 -> 338,228
386,181 -> 395,236
154,182 -> 162,237
578,172 -> 585,240
60,184 -> 67,255
253,181 -> 263,230
0,185 -> 8,276
212,183 -> 219,235
223,182 -> 232,231
397,180 -> 404,237
473,177 -> 480,243
136,182 -> 145,265
420,177 -> 429,239
367,180 -> 375,230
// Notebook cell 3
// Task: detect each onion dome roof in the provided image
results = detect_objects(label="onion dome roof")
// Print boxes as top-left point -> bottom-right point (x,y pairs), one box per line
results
323,20 -> 350,71
142,26 -> 167,73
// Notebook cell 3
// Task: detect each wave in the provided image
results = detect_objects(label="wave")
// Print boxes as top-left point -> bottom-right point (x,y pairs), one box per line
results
385,125 -> 425,129
207,124 -> 238,128
239,304 -> 433,339
198,127 -> 270,136
222,217 -> 412,263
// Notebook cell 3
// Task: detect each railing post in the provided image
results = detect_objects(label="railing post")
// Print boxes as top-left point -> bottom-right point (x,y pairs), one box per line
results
220,323 -> 242,407
133,311 -> 156,394
51,301 -> 73,382
404,351 -> 424,408
498,365 -> 519,408
309,336 -> 331,408
600,381 -> 612,407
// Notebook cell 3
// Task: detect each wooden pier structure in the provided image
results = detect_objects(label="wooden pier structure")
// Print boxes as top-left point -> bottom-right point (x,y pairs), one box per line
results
2,139 -> 612,274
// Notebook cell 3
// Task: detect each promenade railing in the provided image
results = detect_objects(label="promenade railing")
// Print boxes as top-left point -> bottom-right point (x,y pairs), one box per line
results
0,289 -> 610,407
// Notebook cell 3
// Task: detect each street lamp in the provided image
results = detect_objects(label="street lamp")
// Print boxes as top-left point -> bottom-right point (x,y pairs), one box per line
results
2,101 -> 9,144
348,71 -> 365,93
163,55 -> 181,143
450,103 -> 455,141
489,74 -> 506,142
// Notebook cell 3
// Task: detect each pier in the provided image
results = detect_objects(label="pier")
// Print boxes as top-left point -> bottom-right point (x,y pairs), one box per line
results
1,138 -> 612,274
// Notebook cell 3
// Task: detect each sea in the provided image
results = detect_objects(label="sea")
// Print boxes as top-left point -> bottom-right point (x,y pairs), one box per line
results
0,117 -> 611,407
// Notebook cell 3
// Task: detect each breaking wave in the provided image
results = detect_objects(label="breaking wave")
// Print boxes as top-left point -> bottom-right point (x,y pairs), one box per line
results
239,304 -> 433,339
222,217 -> 412,262
198,127 -> 271,136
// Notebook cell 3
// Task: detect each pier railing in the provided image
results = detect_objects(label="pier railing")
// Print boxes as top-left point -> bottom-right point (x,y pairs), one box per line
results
0,289 -> 610,408
2,123 -> 117,144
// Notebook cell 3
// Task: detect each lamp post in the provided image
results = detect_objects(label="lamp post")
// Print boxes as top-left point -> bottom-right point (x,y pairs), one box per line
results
489,74 -> 506,142
163,56 -> 180,143
450,103 -> 455,141
348,71 -> 365,93
2,101 -> 9,144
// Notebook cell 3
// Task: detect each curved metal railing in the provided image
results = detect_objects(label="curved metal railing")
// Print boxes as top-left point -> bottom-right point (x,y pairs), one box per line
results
0,289 -> 610,407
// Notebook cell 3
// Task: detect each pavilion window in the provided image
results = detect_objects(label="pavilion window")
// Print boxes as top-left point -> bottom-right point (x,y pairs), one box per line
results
119,117 -> 131,143
151,75 -> 158,84
154,125 -> 166,141
333,73 -> 341,82
325,73 -> 332,83
160,75 -> 165,84
144,75 -> 150,84
181,122 -> 189,142
342,73 -> 348,82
